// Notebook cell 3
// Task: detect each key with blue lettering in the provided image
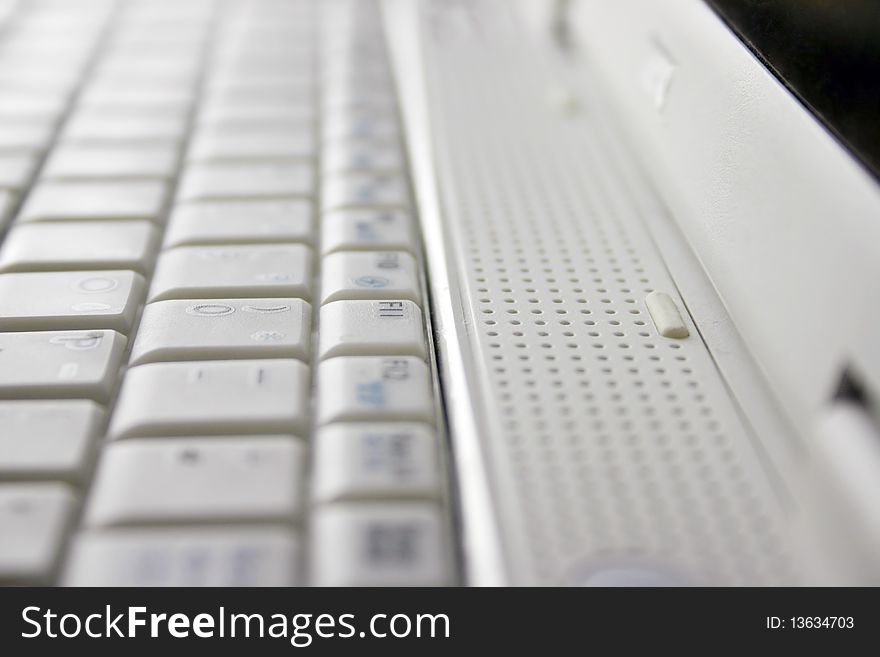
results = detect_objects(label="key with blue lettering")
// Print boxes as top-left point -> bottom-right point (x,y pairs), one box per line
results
321,250 -> 420,305
317,356 -> 434,425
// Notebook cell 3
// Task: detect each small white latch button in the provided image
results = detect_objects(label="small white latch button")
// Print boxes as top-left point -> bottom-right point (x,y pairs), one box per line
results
645,291 -> 689,339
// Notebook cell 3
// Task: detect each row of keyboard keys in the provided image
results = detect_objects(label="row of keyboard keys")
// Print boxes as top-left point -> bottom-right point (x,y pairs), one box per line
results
0,0 -> 451,587
0,1 -> 113,239
306,0 -> 450,587
0,0 -> 134,585
59,0 -> 317,587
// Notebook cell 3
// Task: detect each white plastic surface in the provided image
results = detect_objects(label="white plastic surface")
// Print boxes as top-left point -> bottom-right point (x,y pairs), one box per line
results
392,0 -> 795,585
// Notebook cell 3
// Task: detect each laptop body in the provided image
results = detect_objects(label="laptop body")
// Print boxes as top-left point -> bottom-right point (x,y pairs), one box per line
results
0,0 -> 878,586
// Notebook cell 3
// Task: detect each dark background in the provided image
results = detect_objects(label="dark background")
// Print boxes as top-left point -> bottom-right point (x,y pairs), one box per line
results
706,0 -> 880,180
0,587 -> 873,654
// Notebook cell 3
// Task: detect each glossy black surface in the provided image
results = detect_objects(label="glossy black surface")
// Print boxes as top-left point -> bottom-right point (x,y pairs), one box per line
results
707,0 -> 880,180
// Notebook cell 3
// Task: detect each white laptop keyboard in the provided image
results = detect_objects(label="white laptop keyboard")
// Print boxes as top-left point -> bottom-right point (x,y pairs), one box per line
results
0,0 -> 453,586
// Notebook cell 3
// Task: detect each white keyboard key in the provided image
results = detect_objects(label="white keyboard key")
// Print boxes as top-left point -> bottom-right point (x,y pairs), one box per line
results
149,244 -> 312,302
0,221 -> 159,274
109,359 -> 310,438
205,81 -> 313,107
130,298 -> 310,365
0,65 -> 80,96
317,356 -> 434,424
0,400 -> 104,482
321,250 -> 420,305
0,92 -> 66,120
85,436 -> 305,526
321,208 -> 414,255
0,153 -> 38,190
64,527 -> 300,586
319,300 -> 425,360
206,80 -> 315,103
62,110 -> 187,142
0,270 -> 145,332
0,120 -> 54,151
94,57 -> 202,84
323,172 -> 410,210
43,144 -> 179,180
177,162 -> 314,201
164,200 -> 313,247
198,99 -> 314,126
0,483 -> 76,584
311,504 -> 448,586
17,180 -> 168,223
79,82 -> 195,110
323,61 -> 393,91
323,139 -> 404,175
188,126 -> 315,162
313,423 -> 440,503
323,109 -> 399,142
0,330 -> 127,402
322,86 -> 397,114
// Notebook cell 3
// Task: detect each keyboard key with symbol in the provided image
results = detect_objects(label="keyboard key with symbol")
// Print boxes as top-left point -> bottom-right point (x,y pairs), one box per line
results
313,423 -> 440,503
321,208 -> 414,254
0,330 -> 127,402
109,359 -> 310,438
321,250 -> 419,305
322,138 -> 403,175
130,298 -> 310,365
318,299 -> 425,360
311,504 -> 448,586
317,356 -> 434,424
84,436 -> 306,527
322,172 -> 409,211
0,270 -> 145,332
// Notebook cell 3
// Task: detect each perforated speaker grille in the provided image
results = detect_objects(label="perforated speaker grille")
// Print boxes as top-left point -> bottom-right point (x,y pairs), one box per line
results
421,2 -> 794,585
